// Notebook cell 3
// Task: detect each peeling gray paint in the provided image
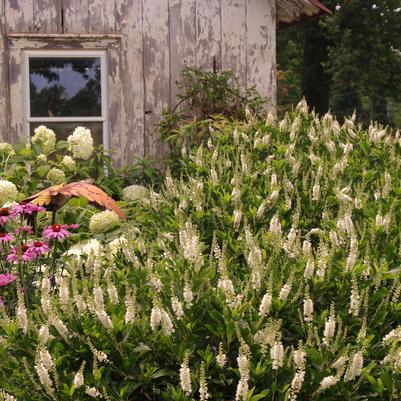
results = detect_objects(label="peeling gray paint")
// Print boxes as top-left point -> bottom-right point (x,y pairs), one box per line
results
2,0 -> 276,165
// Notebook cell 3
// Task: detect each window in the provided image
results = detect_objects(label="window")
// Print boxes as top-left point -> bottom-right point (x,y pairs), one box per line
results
24,50 -> 108,148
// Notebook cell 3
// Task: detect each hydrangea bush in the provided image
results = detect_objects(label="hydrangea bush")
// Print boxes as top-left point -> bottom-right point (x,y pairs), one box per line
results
0,125 -> 123,199
1,103 -> 401,400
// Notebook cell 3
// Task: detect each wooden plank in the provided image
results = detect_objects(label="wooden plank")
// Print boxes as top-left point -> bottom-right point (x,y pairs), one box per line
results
107,47 -> 122,165
221,0 -> 247,88
0,0 -> 7,141
88,0 -> 116,34
114,0 -> 145,166
246,0 -> 276,109
5,0 -> 34,33
169,0 -> 196,107
143,0 -> 170,161
8,46 -> 24,143
196,0 -> 222,71
62,0 -> 89,34
33,0 -> 61,33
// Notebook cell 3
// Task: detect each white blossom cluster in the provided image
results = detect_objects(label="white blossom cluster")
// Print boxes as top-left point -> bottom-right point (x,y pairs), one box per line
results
32,125 -> 56,153
0,179 -> 18,206
89,210 -> 120,234
67,126 -> 94,160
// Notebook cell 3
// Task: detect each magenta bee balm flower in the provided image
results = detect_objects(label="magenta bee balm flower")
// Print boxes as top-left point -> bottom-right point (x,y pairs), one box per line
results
0,232 -> 13,243
0,273 -> 17,287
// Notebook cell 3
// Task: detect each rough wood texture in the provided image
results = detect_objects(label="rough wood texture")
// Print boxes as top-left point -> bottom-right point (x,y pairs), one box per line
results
246,0 -> 276,109
2,0 -> 279,163
0,0 -> 6,141
89,0 -> 115,34
8,46 -> 23,142
5,0 -> 34,32
221,0 -> 247,89
143,0 -> 170,161
116,0 -> 145,165
62,0 -> 89,33
196,0 -> 222,71
33,0 -> 60,33
169,0 -> 196,107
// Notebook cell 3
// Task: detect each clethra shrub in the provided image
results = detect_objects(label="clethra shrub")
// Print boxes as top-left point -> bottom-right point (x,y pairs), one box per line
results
0,101 -> 401,400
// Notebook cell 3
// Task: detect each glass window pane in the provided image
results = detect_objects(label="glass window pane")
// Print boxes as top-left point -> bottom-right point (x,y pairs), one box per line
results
30,122 -> 103,147
29,57 -> 102,118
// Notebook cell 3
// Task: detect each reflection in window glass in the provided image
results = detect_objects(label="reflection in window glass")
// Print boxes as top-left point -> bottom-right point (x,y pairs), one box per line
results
30,122 -> 103,147
29,57 -> 102,118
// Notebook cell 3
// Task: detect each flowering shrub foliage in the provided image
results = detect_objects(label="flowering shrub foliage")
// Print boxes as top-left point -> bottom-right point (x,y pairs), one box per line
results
0,125 -> 123,199
1,103 -> 401,400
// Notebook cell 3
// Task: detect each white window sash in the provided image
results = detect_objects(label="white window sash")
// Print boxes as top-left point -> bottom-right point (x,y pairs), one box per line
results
23,49 -> 109,150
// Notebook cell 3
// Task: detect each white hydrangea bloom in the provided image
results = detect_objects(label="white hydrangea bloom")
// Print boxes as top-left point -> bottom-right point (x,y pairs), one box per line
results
47,167 -> 66,185
89,210 -> 120,234
67,126 -> 94,160
36,153 -> 47,164
0,180 -> 18,207
32,125 -> 56,153
61,155 -> 76,171
0,142 -> 15,156
122,184 -> 150,202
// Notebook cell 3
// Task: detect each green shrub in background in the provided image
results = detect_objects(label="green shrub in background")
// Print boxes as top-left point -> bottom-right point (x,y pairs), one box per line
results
160,68 -> 267,163
1,102 -> 401,400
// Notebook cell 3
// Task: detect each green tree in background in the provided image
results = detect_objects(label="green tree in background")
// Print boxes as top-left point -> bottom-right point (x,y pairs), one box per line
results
277,0 -> 401,127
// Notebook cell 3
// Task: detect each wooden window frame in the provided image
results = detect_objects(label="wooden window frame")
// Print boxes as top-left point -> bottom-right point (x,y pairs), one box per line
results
23,49 -> 109,149
6,34 -> 121,153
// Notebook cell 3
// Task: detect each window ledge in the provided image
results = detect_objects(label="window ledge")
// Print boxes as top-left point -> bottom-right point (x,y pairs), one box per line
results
7,33 -> 122,40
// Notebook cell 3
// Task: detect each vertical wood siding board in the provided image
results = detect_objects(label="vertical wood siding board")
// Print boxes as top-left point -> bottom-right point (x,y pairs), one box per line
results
116,0 -> 145,165
196,0 -> 222,71
88,0 -> 116,34
143,0 -> 170,161
270,0 -> 276,108
33,0 -> 61,33
246,0 -> 275,109
107,48 -> 122,165
0,0 -> 6,141
121,0 -> 145,164
169,0 -> 196,108
8,48 -> 24,143
221,0 -> 247,88
6,0 -> 34,33
63,0 -> 89,34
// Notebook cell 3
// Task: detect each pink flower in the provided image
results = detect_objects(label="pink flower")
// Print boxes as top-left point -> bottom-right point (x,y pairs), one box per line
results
15,226 -> 34,235
0,208 -> 13,226
0,233 -> 13,243
0,273 -> 17,287
7,244 -> 36,263
11,202 -> 45,217
43,224 -> 78,240
28,241 -> 50,256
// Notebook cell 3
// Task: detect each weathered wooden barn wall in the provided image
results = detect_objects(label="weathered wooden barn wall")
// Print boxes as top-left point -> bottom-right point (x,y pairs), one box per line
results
0,0 -> 276,165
